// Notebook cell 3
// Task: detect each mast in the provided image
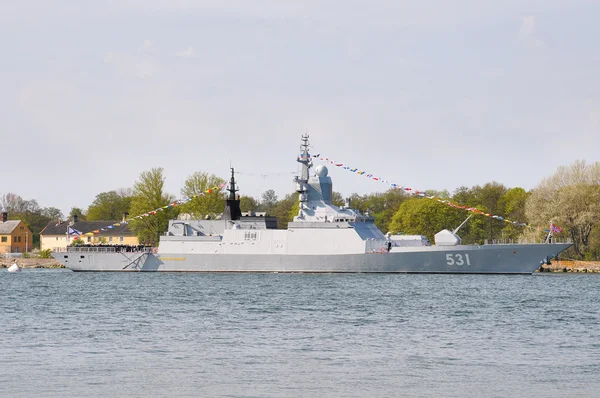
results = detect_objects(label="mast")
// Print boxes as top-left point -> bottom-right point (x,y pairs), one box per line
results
223,167 -> 242,221
294,134 -> 311,211
227,167 -> 238,200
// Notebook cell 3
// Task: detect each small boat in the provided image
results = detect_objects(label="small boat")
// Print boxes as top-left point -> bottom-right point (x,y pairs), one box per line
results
7,262 -> 21,272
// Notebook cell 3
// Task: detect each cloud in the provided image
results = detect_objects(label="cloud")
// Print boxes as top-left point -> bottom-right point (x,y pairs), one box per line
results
176,46 -> 196,59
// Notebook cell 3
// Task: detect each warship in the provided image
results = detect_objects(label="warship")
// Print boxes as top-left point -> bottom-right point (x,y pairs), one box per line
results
52,135 -> 571,273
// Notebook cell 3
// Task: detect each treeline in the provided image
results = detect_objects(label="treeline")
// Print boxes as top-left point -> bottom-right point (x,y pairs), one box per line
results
0,194 -> 63,247
2,161 -> 599,260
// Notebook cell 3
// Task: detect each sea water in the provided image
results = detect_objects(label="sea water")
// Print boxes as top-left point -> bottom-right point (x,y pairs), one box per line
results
1,270 -> 599,397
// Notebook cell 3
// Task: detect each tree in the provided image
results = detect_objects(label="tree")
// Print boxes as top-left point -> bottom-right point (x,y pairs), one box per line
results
499,187 -> 530,240
0,193 -> 39,214
239,196 -> 259,212
128,168 -> 176,245
69,207 -> 87,221
470,182 -> 508,241
331,191 -> 345,207
42,207 -> 64,221
259,189 -> 278,214
269,193 -> 298,229
178,172 -> 226,219
86,190 -> 132,221
526,160 -> 600,258
426,189 -> 451,199
452,186 -> 475,205
0,193 -> 67,248
389,198 -> 464,242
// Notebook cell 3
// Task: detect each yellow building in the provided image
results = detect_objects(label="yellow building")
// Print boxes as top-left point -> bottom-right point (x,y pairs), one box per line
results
40,219 -> 138,251
0,215 -> 34,254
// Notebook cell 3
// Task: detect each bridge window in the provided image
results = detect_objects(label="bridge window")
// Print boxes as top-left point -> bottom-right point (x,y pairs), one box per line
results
244,231 -> 258,241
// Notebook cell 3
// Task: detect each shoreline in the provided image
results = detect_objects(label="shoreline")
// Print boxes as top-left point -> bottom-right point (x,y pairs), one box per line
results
1,258 -> 65,269
538,260 -> 600,273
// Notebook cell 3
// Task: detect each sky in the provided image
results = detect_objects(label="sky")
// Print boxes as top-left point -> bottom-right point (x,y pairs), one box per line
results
1,0 -> 599,217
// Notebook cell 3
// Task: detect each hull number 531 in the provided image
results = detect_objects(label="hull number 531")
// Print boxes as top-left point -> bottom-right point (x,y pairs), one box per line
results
446,253 -> 471,266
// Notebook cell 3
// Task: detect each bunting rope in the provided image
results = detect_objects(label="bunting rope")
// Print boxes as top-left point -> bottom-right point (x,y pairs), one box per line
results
307,152 -> 561,233
77,184 -> 227,237
74,153 -> 562,238
235,171 -> 298,179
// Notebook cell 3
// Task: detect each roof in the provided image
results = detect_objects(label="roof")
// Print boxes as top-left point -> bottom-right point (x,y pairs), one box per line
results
0,220 -> 21,234
40,220 -> 134,236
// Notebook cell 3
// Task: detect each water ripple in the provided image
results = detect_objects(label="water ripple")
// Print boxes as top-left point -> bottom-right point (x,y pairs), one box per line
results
1,270 -> 599,397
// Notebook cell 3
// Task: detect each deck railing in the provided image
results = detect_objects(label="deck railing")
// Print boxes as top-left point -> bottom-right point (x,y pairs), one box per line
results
486,238 -> 572,245
53,246 -> 154,254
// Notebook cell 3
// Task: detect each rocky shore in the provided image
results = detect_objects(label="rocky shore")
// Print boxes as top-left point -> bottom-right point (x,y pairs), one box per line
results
538,260 -> 600,273
0,258 -> 64,269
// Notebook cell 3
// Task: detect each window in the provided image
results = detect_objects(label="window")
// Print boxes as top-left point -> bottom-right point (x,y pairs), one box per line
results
120,236 -> 124,242
109,237 -> 113,242
56,237 -> 59,241
1,236 -> 6,242
87,237 -> 91,243
20,226 -> 24,230
244,231 -> 258,241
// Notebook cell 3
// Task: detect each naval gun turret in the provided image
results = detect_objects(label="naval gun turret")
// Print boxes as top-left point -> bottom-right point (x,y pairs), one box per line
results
434,214 -> 472,246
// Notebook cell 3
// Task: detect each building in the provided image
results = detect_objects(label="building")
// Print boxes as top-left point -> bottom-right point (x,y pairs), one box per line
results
40,218 -> 138,251
0,212 -> 34,254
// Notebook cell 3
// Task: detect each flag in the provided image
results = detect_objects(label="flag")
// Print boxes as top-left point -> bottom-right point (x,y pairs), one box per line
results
67,226 -> 82,236
550,223 -> 563,233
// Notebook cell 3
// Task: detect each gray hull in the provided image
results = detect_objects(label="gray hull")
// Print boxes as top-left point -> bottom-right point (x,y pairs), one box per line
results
53,243 -> 571,274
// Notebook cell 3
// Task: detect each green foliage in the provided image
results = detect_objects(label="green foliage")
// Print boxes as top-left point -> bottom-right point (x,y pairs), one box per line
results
42,207 -> 63,220
389,198 -> 464,242
87,190 -> 132,221
0,193 -> 65,249
499,187 -> 530,240
526,160 -> 600,259
269,193 -> 298,229
21,252 -> 31,258
71,238 -> 85,246
469,182 -> 508,241
288,198 -> 300,222
452,186 -> 476,205
348,189 -> 408,233
259,189 -> 278,214
128,168 -> 176,245
39,249 -> 52,258
178,172 -> 226,219
331,191 -> 345,207
69,207 -> 87,221
239,196 -> 259,212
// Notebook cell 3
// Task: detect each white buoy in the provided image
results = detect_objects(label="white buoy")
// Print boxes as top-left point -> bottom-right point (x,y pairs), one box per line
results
7,262 -> 21,272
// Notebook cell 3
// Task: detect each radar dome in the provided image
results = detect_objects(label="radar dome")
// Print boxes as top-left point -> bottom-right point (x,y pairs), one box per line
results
314,165 -> 329,177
